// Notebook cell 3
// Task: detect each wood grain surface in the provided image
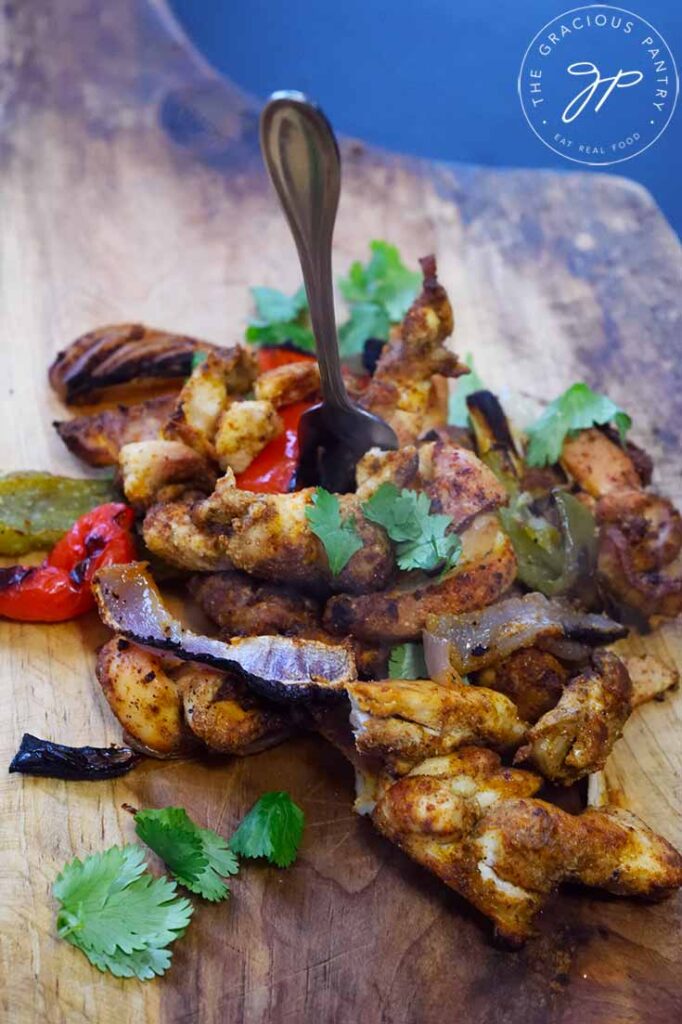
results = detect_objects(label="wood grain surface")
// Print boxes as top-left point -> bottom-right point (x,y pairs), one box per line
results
1,2 -> 681,1022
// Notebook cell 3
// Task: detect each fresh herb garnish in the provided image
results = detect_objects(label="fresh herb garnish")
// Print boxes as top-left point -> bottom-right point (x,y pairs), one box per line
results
245,285 -> 315,352
362,482 -> 462,575
448,353 -> 485,428
388,643 -> 428,679
53,845 -> 192,980
229,792 -> 305,868
305,487 -> 364,576
338,302 -> 391,356
338,241 -> 421,322
135,807 -> 239,903
526,382 -> 631,467
190,350 -> 208,371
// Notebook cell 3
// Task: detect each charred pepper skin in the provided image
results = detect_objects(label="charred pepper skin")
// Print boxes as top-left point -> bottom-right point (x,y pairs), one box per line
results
9,733 -> 141,780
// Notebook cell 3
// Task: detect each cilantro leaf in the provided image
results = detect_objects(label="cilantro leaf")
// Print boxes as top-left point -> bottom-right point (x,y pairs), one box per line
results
246,284 -> 315,352
337,302 -> 390,356
526,382 -> 631,467
388,643 -> 428,679
191,350 -> 208,371
305,488 -> 364,576
338,241 -> 421,322
53,844 -> 192,980
135,807 -> 239,903
229,792 -> 304,868
448,353 -> 485,428
362,482 -> 462,575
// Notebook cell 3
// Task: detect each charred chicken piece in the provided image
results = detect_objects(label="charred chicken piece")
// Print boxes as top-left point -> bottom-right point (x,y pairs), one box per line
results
359,256 -> 467,443
161,347 -> 261,461
96,637 -> 288,757
119,440 -> 216,510
476,648 -> 568,723
356,439 -> 508,532
514,650 -> 632,784
96,637 -> 194,756
371,747 -> 682,945
561,428 -> 682,617
324,513 -> 517,643
143,497 -> 234,572
620,653 -> 679,707
254,361 -> 321,407
48,323 -> 219,404
194,475 -> 395,594
53,395 -> 178,468
179,666 -> 291,754
346,679 -> 527,774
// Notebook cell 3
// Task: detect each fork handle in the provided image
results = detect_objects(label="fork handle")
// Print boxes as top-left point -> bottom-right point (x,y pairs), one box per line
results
259,92 -> 352,412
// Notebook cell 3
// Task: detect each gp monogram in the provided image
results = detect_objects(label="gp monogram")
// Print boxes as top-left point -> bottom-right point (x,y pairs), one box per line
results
518,5 -> 678,166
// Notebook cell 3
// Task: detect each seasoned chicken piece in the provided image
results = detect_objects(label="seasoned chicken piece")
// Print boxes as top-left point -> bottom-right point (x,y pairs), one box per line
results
119,439 -> 216,509
356,439 -> 508,531
359,255 -> 467,443
476,648 -> 567,723
48,323 -> 218,404
54,395 -> 178,467
213,400 -> 282,472
162,347 -> 258,458
254,361 -> 321,407
324,513 -> 516,642
188,571 -> 321,635
179,666 -> 290,754
96,637 -> 193,756
195,475 -> 395,594
371,747 -> 682,945
560,427 -> 682,618
620,653 -> 679,707
561,428 -> 641,497
143,498 -> 234,572
346,679 -> 527,773
514,650 -> 631,784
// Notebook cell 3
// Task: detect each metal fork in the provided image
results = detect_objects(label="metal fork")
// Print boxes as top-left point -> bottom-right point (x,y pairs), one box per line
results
259,91 -> 398,492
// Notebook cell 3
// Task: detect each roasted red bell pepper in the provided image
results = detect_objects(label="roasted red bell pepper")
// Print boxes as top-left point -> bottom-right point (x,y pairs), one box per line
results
256,346 -> 315,373
235,400 -> 316,493
0,502 -> 136,622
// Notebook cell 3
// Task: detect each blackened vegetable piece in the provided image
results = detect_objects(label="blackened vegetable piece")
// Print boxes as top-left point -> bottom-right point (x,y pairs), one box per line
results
9,733 -> 142,780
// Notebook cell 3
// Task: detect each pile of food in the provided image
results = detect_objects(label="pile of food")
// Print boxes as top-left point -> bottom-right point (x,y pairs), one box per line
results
5,246 -> 682,951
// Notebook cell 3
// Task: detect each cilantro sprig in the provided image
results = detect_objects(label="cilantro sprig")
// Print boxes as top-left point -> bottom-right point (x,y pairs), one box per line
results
229,792 -> 305,868
53,792 -> 305,980
135,807 -> 239,902
362,482 -> 462,575
245,285 -> 315,352
53,845 -> 193,980
388,643 -> 428,680
245,241 -> 422,358
306,488 -> 364,576
526,382 -> 631,467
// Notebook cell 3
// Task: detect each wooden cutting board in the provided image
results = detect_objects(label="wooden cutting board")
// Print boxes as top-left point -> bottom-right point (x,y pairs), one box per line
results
1,2 -> 681,1021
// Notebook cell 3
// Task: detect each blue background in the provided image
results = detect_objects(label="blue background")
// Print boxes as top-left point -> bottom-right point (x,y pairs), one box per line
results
169,1 -> 681,235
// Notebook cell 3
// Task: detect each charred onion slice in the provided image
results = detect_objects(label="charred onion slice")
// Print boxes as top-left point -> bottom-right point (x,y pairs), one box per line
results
92,562 -> 356,697
9,733 -> 141,780
48,323 -> 220,404
424,592 -> 627,678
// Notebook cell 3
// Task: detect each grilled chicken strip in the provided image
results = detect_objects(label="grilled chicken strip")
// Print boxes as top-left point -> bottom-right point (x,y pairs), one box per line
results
254,361 -> 321,407
324,513 -> 516,642
561,427 -> 682,617
346,679 -> 527,774
143,497 -> 234,572
54,395 -> 178,468
476,648 -> 568,723
119,440 -> 217,510
370,747 -> 682,945
359,255 -> 467,443
194,474 -> 395,594
356,439 -> 508,532
96,636 -> 288,757
514,650 -> 631,784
